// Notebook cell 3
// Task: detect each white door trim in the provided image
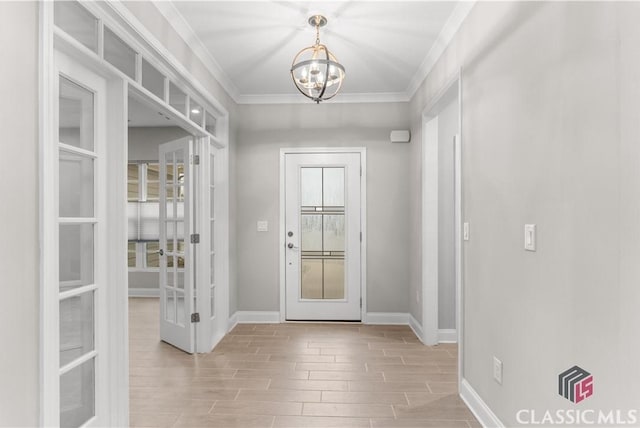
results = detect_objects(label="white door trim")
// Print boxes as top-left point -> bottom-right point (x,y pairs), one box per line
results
279,147 -> 367,323
421,71 -> 464,352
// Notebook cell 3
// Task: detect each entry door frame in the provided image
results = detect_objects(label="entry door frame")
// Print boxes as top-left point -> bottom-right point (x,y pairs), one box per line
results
279,148 -> 367,323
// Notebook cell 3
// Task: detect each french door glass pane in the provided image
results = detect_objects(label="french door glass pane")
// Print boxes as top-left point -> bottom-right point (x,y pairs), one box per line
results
59,151 -> 94,218
54,1 -> 98,54
146,241 -> 159,268
176,291 -> 186,326
59,292 -> 94,367
59,77 -> 94,151
59,224 -> 94,290
60,357 -> 95,428
165,290 -> 176,323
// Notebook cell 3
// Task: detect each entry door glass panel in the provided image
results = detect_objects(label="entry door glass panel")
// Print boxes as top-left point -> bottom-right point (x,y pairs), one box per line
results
300,167 -> 345,300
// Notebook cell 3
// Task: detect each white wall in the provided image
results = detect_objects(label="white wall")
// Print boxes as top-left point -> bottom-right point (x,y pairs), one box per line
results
0,2 -> 39,425
236,102 -> 411,314
411,2 -> 640,424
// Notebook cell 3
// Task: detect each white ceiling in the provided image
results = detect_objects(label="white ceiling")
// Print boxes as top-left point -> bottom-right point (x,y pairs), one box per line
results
155,1 -> 474,104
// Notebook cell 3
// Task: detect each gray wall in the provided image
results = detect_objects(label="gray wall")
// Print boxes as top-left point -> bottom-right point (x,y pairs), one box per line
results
411,1 -> 640,424
128,126 -> 190,161
236,102 -> 411,313
437,98 -> 457,330
0,2 -> 39,425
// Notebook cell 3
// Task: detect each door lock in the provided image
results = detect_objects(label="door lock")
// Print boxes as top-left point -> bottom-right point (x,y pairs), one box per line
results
287,231 -> 294,237
287,242 -> 299,249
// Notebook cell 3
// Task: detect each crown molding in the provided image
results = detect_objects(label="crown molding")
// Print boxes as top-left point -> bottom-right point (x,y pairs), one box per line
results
405,1 -> 476,99
154,1 -> 475,106
153,1 -> 241,103
237,91 -> 410,105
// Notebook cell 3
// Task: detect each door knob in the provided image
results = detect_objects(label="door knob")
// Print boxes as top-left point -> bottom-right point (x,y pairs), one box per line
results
158,249 -> 164,256
287,243 -> 299,249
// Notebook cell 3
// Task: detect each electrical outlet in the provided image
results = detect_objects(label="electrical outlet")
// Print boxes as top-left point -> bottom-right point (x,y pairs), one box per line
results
493,356 -> 503,385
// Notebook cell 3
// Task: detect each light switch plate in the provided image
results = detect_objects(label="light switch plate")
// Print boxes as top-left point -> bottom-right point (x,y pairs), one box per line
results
463,222 -> 470,241
257,221 -> 268,232
493,356 -> 503,385
524,224 -> 536,251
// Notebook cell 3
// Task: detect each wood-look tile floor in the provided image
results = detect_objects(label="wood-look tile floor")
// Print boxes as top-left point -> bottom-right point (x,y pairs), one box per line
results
129,298 -> 480,428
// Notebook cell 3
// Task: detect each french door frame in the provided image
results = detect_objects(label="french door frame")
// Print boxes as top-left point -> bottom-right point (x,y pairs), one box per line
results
279,147 -> 367,322
40,1 -> 230,425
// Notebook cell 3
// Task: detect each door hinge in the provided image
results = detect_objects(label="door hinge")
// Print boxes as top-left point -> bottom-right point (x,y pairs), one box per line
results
190,233 -> 200,244
360,166 -> 362,176
360,231 -> 362,242
360,298 -> 362,308
191,154 -> 200,165
191,312 -> 200,323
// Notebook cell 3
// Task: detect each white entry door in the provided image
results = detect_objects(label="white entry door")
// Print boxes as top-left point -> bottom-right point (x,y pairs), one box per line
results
159,138 -> 195,352
284,152 -> 362,320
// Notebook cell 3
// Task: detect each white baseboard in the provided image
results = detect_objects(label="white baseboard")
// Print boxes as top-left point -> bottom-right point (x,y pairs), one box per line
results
128,288 -> 159,298
409,314 -> 424,343
227,312 -> 238,332
460,378 -> 504,428
365,312 -> 409,325
438,328 -> 458,343
234,311 -> 280,324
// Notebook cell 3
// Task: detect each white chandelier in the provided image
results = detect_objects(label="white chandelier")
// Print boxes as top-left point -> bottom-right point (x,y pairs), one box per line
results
290,15 -> 345,103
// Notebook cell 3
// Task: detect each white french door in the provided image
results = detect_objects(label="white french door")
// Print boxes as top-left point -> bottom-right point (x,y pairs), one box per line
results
54,53 -> 107,428
284,152 -> 362,320
159,138 -> 196,353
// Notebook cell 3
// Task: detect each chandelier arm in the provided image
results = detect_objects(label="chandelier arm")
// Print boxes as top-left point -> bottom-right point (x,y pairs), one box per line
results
314,44 -> 330,103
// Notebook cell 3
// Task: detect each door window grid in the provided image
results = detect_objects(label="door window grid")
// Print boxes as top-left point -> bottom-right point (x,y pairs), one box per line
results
127,162 -> 186,271
58,75 -> 97,428
300,167 -> 346,300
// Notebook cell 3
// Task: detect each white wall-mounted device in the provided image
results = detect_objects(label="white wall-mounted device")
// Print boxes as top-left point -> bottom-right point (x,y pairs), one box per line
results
390,130 -> 411,143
